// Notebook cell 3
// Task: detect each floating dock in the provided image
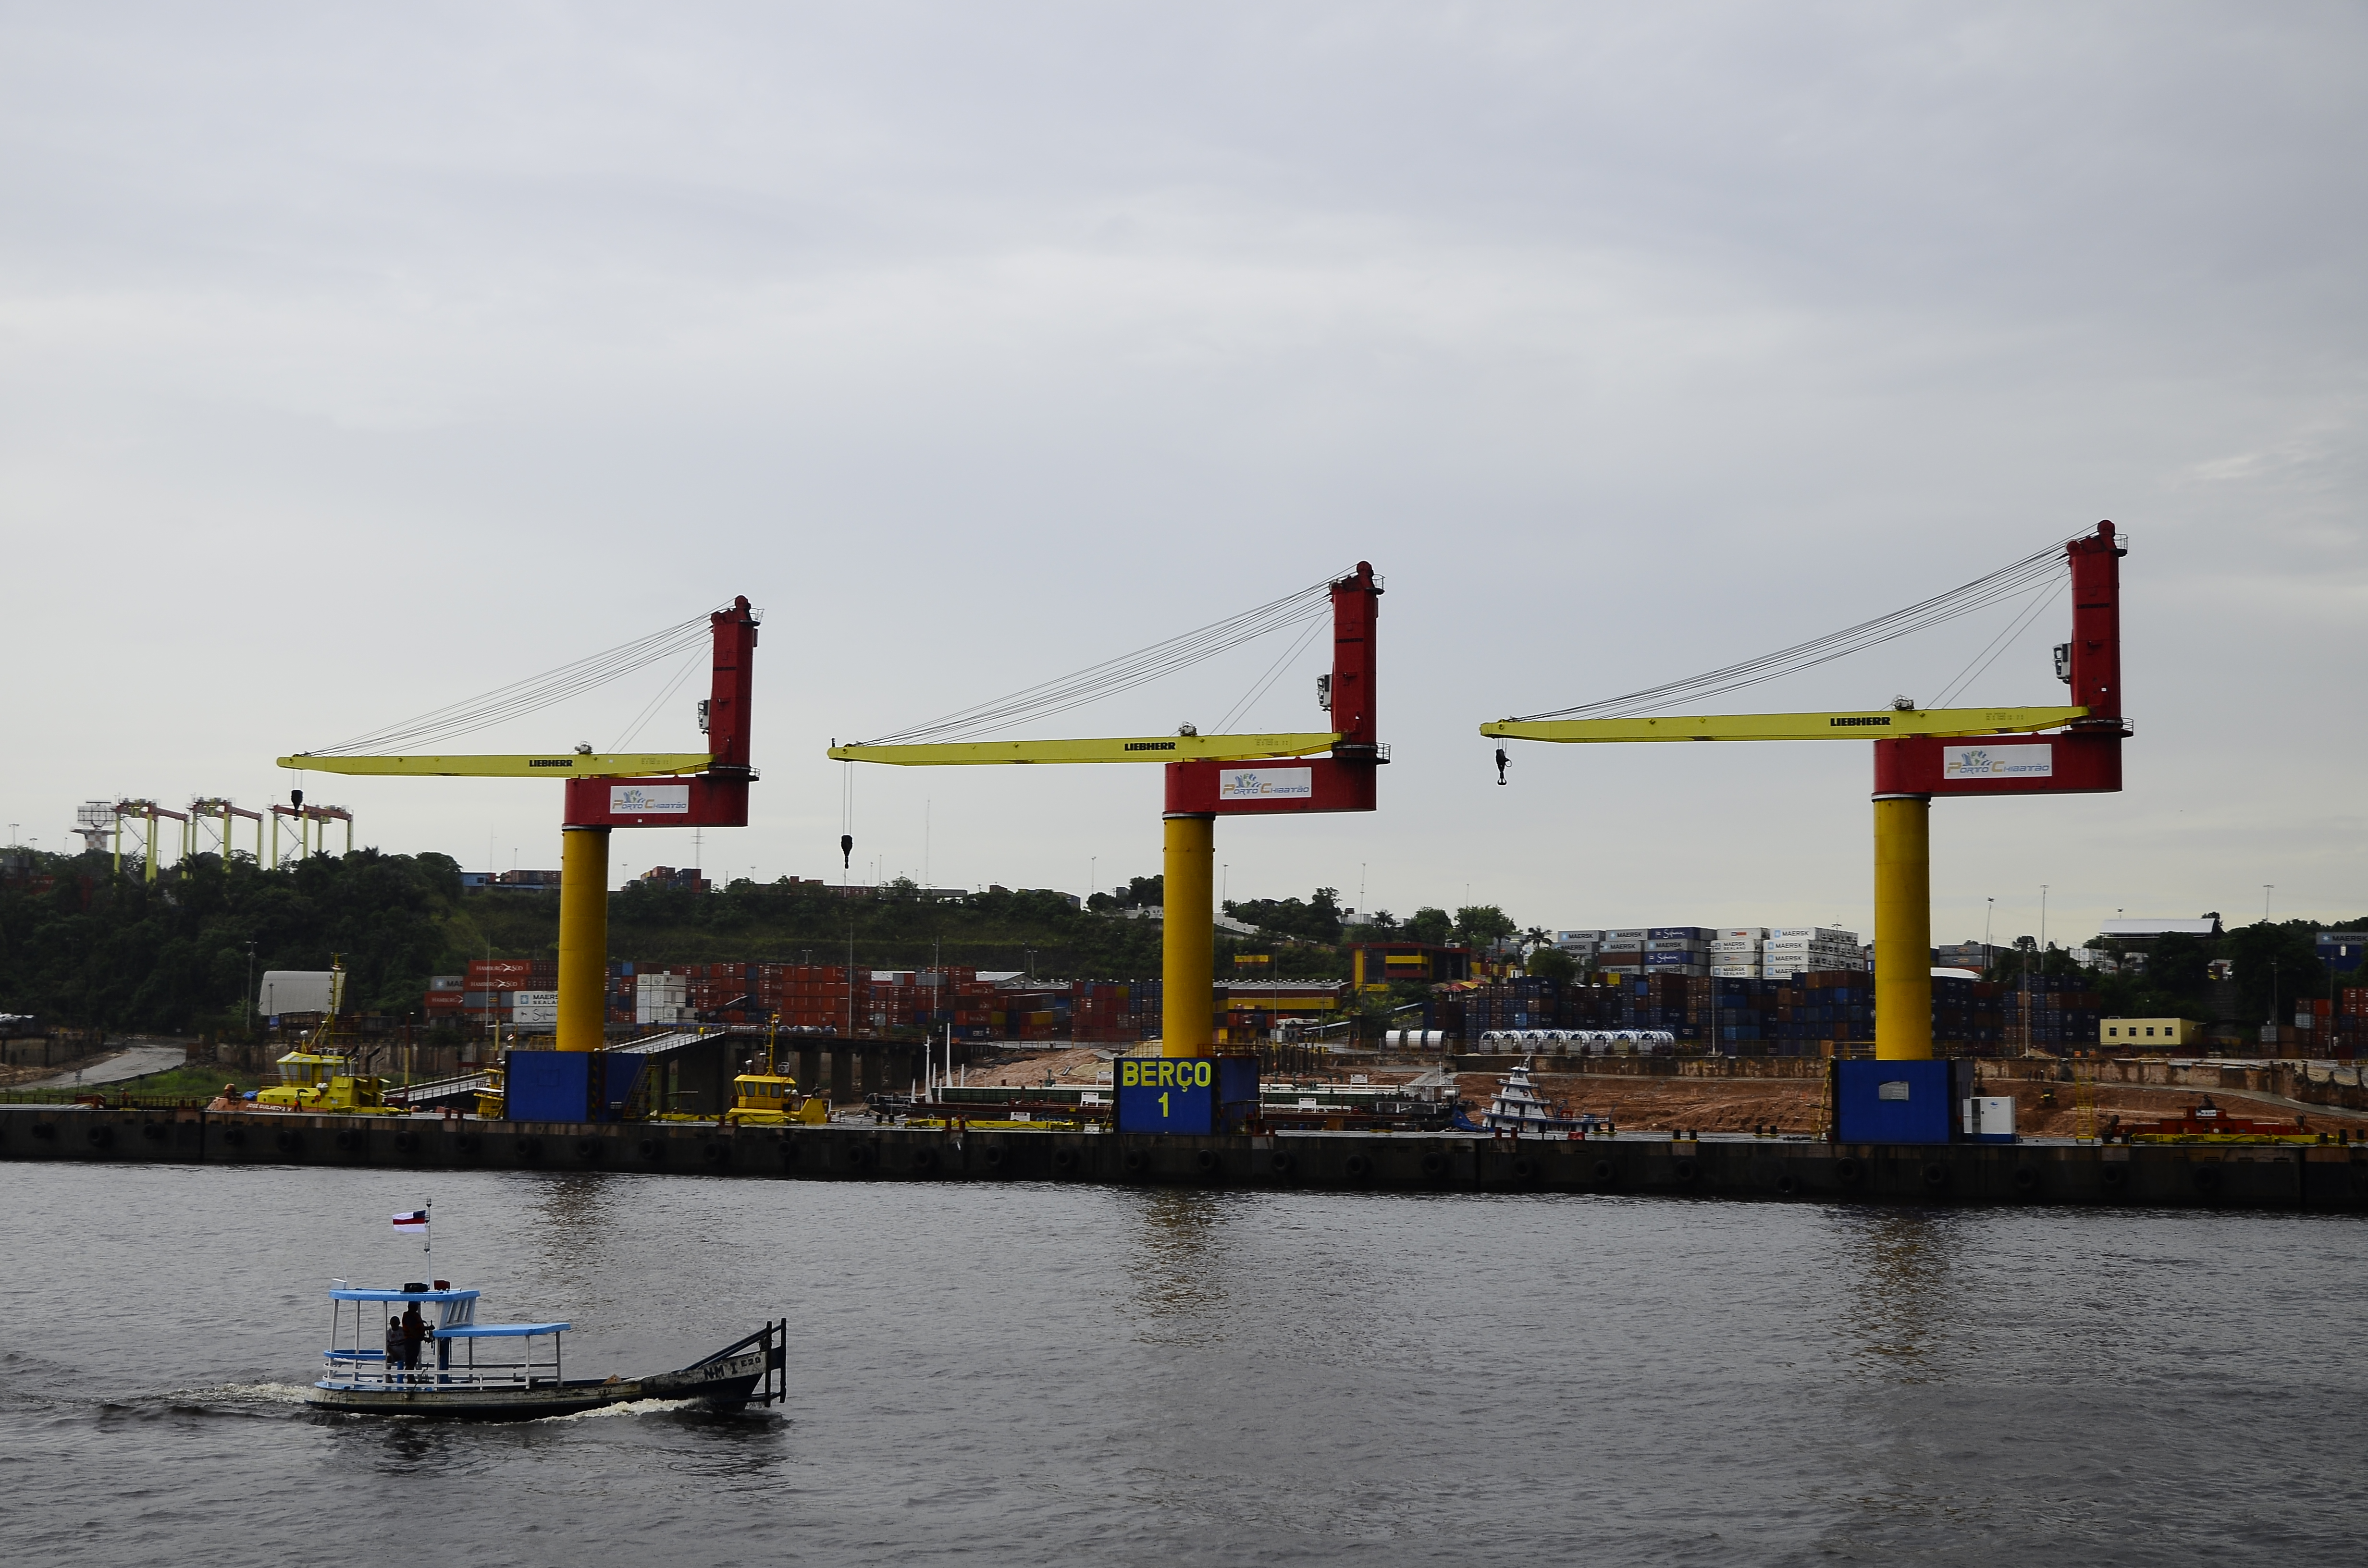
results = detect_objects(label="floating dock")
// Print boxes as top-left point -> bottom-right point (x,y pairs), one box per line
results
8,1108 -> 2368,1210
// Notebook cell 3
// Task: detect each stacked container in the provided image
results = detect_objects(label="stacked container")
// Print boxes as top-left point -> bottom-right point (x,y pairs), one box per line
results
634,970 -> 691,1026
1761,927 -> 1863,978
1709,928 -> 1766,979
753,965 -> 860,1030
1595,928 -> 1651,974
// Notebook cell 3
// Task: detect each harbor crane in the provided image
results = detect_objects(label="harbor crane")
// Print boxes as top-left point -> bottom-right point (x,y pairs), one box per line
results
280,598 -> 762,1052
831,564 -> 1387,1057
1482,522 -> 2128,1061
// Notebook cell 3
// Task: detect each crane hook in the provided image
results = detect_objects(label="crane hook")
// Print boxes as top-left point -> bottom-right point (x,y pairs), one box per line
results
840,833 -> 853,870
1494,748 -> 1509,787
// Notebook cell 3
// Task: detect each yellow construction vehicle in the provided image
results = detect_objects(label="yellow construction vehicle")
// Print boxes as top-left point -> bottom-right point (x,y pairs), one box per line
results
252,958 -> 406,1114
721,1017 -> 828,1127
474,1066 -> 506,1120
255,1051 -> 404,1114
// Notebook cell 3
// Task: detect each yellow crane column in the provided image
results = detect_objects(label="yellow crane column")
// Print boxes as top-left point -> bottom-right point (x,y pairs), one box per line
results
1872,794 -> 1933,1061
1161,813 -> 1215,1057
556,825 -> 611,1052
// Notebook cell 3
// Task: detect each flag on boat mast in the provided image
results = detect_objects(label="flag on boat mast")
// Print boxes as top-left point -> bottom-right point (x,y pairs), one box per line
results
393,1200 -> 431,1252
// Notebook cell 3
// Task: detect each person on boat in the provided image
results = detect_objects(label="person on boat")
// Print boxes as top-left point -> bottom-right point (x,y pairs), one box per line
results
385,1315 -> 405,1377
400,1301 -> 431,1372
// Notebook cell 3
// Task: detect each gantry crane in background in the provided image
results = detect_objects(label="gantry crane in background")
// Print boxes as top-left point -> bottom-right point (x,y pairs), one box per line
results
280,598 -> 762,1052
831,564 -> 1387,1058
188,797 -> 266,866
1483,522 -> 2128,1062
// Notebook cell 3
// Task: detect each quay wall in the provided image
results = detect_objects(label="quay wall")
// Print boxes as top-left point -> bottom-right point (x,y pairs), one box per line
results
6,1108 -> 2366,1212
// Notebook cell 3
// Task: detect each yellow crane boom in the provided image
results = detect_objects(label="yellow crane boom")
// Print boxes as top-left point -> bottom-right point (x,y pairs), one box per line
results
1480,706 -> 2084,745
278,752 -> 714,779
826,732 -> 1340,766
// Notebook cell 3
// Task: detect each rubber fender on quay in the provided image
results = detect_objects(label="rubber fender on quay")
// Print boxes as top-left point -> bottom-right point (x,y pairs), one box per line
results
637,1138 -> 663,1161
87,1126 -> 114,1150
393,1131 -> 418,1154
277,1130 -> 302,1155
983,1145 -> 1008,1171
2100,1164 -> 2128,1191
911,1146 -> 938,1174
1671,1157 -> 1699,1183
1921,1162 -> 1949,1189
1774,1173 -> 1801,1197
453,1133 -> 480,1157
1270,1150 -> 1298,1178
1121,1150 -> 1149,1176
1194,1148 -> 1219,1176
1589,1158 -> 1616,1188
333,1130 -> 358,1152
1344,1152 -> 1373,1180
141,1122 -> 168,1143
1419,1151 -> 1447,1179
574,1138 -> 601,1162
702,1140 -> 728,1165
2192,1161 -> 2221,1189
1834,1157 -> 1863,1186
516,1137 -> 543,1162
2011,1166 -> 2040,1195
1051,1146 -> 1078,1175
1509,1154 -> 1537,1182
221,1128 -> 247,1149
33,1123 -> 57,1142
843,1143 -> 873,1171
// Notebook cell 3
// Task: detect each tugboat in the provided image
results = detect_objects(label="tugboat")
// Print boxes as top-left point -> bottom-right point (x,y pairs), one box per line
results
1479,1058 -> 1604,1138
309,1280 -> 785,1420
721,1016 -> 829,1127
250,958 -> 406,1115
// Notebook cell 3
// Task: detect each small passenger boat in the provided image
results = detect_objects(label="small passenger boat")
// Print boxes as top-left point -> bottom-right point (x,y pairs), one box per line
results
309,1281 -> 784,1420
1479,1059 -> 1604,1138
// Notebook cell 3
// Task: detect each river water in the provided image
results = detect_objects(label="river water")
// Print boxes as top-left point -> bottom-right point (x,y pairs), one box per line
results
5,1161 -> 2365,1565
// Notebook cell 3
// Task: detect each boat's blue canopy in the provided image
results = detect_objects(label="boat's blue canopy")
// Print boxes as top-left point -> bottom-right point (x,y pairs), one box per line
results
435,1321 -> 571,1338
331,1287 -> 481,1303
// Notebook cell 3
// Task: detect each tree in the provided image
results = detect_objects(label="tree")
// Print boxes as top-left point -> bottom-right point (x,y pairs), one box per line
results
2224,920 -> 2327,1022
1526,946 -> 1578,982
1229,886 -> 1343,944
1454,904 -> 1517,952
1406,907 -> 1453,945
1089,873 -> 1163,914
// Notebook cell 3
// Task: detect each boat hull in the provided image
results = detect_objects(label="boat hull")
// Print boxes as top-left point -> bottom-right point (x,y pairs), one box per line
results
308,1347 -> 768,1421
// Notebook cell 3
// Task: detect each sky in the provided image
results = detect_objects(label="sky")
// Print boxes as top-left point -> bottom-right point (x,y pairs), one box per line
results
3,2 -> 2363,948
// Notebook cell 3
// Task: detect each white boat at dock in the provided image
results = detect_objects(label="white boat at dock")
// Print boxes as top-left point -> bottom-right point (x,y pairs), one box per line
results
1478,1059 -> 1605,1138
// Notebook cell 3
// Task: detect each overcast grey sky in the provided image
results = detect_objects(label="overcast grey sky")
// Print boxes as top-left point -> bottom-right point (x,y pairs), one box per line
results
3,3 -> 2362,945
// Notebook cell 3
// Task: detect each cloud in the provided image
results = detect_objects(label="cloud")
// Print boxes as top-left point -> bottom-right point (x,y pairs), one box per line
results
2,2 -> 2364,936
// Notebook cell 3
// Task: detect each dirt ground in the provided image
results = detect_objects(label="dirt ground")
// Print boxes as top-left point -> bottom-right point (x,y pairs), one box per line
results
1499,1071 -> 2368,1137
957,1050 -> 2368,1138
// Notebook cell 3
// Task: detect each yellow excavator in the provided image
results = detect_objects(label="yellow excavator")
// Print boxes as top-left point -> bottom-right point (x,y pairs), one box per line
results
721,1016 -> 828,1127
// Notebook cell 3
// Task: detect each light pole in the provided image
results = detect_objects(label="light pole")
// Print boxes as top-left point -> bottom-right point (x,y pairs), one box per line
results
2263,884 -> 2274,922
243,941 -> 257,1036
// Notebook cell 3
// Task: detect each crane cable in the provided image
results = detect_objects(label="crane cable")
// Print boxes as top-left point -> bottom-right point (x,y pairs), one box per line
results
1502,531 -> 2084,723
300,606 -> 726,757
854,568 -> 1352,746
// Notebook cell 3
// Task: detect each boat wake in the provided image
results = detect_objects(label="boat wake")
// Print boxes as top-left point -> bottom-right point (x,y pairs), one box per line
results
538,1397 -> 698,1422
188,1381 -> 319,1407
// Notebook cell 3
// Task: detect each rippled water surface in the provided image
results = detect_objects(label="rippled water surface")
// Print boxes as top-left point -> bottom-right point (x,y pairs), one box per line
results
5,1161 -> 2366,1565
